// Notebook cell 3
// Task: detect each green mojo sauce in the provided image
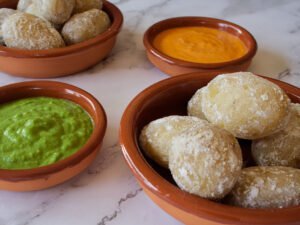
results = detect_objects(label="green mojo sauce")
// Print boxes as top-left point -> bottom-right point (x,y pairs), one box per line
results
0,97 -> 93,170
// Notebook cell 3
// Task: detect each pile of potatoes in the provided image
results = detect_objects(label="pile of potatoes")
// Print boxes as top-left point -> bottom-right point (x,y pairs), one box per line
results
140,72 -> 300,209
0,0 -> 111,50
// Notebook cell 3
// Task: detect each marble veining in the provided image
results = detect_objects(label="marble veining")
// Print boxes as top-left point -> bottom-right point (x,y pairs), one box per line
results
97,188 -> 142,225
0,0 -> 299,225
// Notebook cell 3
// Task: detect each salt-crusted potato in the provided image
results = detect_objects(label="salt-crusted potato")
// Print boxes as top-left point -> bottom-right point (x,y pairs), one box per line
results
169,121 -> 242,199
17,0 -> 33,11
187,87 -> 207,120
201,72 -> 291,139
73,0 -> 103,14
0,8 -> 17,45
25,0 -> 75,25
2,13 -> 65,50
61,9 -> 110,45
139,116 -> 203,168
227,166 -> 300,208
252,103 -> 300,168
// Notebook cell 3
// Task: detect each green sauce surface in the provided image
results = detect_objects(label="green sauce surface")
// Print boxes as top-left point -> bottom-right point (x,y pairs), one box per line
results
0,97 -> 93,170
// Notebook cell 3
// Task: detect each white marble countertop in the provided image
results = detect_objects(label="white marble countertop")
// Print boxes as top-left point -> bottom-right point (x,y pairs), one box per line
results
0,0 -> 300,224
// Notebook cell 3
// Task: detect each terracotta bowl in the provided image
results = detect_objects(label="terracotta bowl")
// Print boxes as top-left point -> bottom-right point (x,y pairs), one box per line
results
0,0 -> 123,78
0,81 -> 107,191
119,72 -> 300,225
144,17 -> 257,76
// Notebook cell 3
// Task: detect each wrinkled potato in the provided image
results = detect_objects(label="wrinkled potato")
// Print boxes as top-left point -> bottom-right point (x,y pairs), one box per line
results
2,13 -> 65,50
201,72 -> 291,139
169,121 -> 242,199
252,103 -> 300,168
73,0 -> 103,14
61,9 -> 110,45
25,0 -> 75,25
139,116 -> 204,168
227,166 -> 300,208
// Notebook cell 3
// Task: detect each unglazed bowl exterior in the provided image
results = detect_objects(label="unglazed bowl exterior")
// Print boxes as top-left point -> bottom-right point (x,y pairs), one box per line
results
0,0 -> 123,78
119,72 -> 300,225
144,17 -> 257,76
0,81 -> 107,191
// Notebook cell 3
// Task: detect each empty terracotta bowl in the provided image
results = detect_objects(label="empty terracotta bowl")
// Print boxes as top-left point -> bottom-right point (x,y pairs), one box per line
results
144,17 -> 257,76
0,81 -> 107,191
0,0 -> 123,78
119,72 -> 300,225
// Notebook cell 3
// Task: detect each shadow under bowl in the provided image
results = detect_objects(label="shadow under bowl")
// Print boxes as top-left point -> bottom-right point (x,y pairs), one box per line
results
0,81 -> 107,191
144,17 -> 257,76
120,72 -> 300,225
0,0 -> 123,78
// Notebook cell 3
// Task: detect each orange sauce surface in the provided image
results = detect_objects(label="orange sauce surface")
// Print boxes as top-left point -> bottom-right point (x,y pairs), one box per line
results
153,26 -> 248,63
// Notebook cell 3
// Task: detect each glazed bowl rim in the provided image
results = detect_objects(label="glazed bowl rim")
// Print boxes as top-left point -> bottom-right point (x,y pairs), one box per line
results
0,80 -> 107,181
143,16 -> 257,69
119,72 -> 300,224
0,1 -> 123,58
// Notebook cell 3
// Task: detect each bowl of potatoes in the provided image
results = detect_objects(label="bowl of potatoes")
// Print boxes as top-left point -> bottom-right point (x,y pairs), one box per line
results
120,72 -> 300,225
0,0 -> 123,78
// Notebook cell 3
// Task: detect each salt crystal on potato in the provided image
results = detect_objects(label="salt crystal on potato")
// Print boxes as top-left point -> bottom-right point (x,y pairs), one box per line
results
17,0 -> 33,11
2,13 -> 65,50
227,166 -> 300,208
201,72 -> 291,139
169,121 -> 242,199
252,103 -> 300,168
187,87 -> 207,120
62,9 -> 110,45
25,0 -> 75,25
0,8 -> 17,45
139,116 -> 204,168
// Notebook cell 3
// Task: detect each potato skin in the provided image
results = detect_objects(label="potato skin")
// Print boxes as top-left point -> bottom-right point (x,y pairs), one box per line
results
201,72 -> 291,140
169,121 -> 242,199
252,103 -> 300,168
187,87 -> 207,120
2,13 -> 65,50
17,0 -> 33,11
73,0 -> 103,14
227,166 -> 300,208
25,0 -> 75,25
139,116 -> 204,168
61,9 -> 110,45
0,8 -> 17,44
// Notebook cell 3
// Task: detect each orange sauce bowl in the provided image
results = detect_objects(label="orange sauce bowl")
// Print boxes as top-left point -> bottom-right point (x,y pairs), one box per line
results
0,81 -> 107,191
144,17 -> 257,76
0,0 -> 123,78
119,72 -> 300,225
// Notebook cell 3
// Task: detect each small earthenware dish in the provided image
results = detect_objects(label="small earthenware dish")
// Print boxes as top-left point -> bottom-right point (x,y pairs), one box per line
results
0,81 -> 107,191
143,17 -> 257,76
0,0 -> 123,78
119,72 -> 300,225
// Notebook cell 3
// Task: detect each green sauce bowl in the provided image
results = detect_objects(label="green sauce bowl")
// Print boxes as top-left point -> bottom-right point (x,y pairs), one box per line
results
0,81 -> 107,191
